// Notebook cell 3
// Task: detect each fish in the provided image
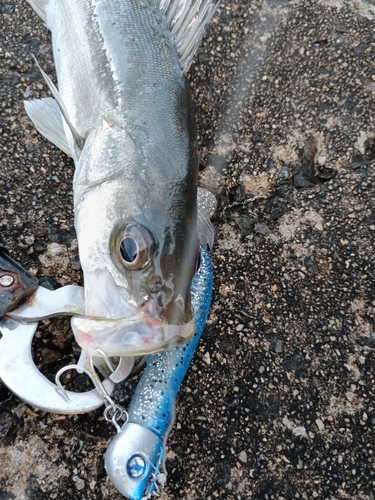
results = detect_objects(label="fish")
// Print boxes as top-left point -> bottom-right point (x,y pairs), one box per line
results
25,0 -> 220,362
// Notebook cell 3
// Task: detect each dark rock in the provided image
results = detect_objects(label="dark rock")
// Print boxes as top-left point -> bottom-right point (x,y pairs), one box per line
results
33,244 -> 46,254
254,480 -> 274,499
244,394 -> 269,419
24,146 -> 35,154
335,23 -> 351,33
353,42 -> 370,56
220,337 -> 237,356
20,37 -> 40,50
317,167 -> 337,181
0,489 -> 16,500
318,102 -> 334,113
252,133 -> 263,144
277,163 -> 290,184
2,74 -> 21,87
356,337 -> 375,349
230,184 -> 246,202
342,94 -> 358,111
0,4 -> 14,14
232,215 -> 256,236
266,334 -> 283,353
39,276 -> 62,290
304,256 -> 318,274
264,197 -> 290,219
351,154 -> 368,169
26,67 -> 42,81
212,462 -> 231,488
254,223 -> 271,236
25,476 -> 44,500
364,214 -> 375,225
293,171 -> 315,188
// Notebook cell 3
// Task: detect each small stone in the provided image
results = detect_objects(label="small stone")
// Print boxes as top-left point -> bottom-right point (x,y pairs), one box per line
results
239,451 -> 248,463
47,243 -> 63,256
73,477 -> 85,491
254,223 -> 271,236
293,426 -> 308,439
318,156 -> 326,165
203,352 -> 211,365
277,163 -> 290,183
236,324 -> 244,332
316,418 -> 325,431
275,340 -> 283,354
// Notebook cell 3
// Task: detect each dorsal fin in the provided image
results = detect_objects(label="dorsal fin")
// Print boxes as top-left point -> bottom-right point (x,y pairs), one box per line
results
158,0 -> 222,73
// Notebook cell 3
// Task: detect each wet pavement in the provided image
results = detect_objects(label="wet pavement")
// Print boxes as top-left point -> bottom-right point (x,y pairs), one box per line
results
1,0 -> 375,499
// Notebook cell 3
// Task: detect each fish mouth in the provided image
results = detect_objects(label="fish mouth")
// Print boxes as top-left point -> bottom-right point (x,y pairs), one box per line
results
71,315 -> 195,358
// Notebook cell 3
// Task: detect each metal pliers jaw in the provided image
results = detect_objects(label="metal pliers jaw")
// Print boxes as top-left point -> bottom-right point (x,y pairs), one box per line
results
0,248 -> 117,413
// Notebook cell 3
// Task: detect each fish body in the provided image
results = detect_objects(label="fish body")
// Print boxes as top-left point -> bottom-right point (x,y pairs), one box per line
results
26,0 -> 219,359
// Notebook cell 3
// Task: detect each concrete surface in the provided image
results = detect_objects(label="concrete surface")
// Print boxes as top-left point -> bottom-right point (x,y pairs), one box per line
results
1,0 -> 375,499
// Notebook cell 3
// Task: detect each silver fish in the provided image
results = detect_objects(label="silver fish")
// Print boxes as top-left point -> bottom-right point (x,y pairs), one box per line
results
25,0 -> 219,360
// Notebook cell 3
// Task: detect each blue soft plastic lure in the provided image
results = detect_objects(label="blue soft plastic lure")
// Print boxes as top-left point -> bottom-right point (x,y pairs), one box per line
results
105,247 -> 213,499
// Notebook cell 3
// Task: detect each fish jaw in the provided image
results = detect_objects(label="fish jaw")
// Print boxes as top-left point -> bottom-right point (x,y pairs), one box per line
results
73,267 -> 196,358
71,315 -> 195,358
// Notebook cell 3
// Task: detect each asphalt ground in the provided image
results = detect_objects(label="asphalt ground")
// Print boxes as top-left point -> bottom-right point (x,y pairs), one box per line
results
1,0 -> 375,499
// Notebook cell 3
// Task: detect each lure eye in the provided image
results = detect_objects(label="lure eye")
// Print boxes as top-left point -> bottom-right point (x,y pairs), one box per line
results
111,222 -> 155,270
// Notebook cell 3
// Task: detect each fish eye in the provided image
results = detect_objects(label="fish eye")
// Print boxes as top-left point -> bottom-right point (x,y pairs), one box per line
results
111,222 -> 155,270
120,237 -> 138,264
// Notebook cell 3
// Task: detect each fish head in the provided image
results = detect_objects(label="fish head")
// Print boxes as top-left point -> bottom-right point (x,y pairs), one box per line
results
71,179 -> 199,358
109,211 -> 199,324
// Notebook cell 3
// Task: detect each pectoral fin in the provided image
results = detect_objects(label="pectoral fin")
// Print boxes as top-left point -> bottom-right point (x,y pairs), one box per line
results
32,55 -> 85,150
24,98 -> 72,156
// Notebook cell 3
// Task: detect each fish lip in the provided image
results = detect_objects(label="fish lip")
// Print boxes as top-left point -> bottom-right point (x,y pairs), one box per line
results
71,315 -> 195,358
